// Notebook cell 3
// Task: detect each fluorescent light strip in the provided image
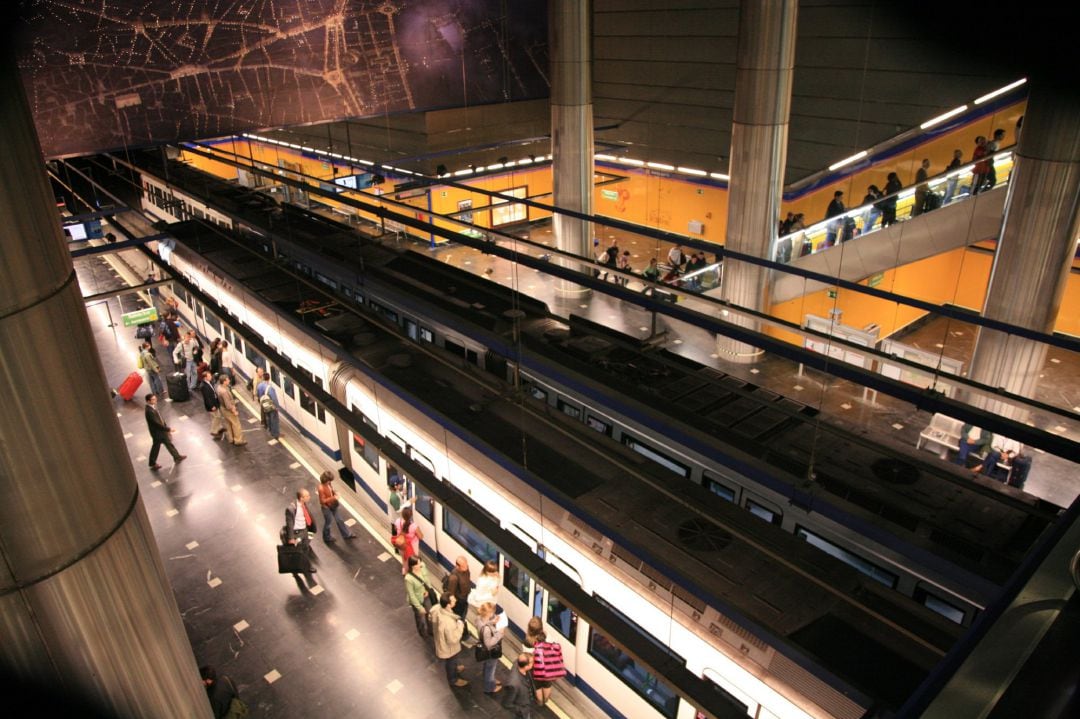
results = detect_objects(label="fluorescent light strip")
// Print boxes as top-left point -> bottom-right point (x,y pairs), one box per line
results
709,172 -> 729,181
646,162 -> 675,171
828,150 -> 867,172
594,154 -> 616,162
677,167 -> 707,176
517,158 -> 533,165
920,105 -> 968,130
619,158 -> 645,166
974,78 -> 1027,105
453,168 -> 473,176
486,163 -> 504,171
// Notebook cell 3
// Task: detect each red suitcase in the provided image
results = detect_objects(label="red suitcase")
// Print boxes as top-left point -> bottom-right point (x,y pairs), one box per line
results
117,372 -> 143,401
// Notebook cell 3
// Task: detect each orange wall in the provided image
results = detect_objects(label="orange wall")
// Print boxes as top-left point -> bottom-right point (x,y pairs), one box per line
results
783,100 -> 1027,225
768,246 -> 1080,346
593,169 -> 728,246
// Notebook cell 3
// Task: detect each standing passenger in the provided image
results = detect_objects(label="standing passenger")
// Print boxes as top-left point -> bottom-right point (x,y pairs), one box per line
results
447,556 -> 472,620
469,560 -> 500,612
476,602 -> 504,694
284,489 -> 318,592
388,476 -> 409,536
216,374 -> 247,446
255,371 -> 280,439
404,556 -> 433,638
140,341 -> 164,396
912,159 -> 931,216
394,506 -> 423,574
198,370 -> 224,439
179,331 -> 199,389
431,594 -> 469,688
501,654 -> 534,718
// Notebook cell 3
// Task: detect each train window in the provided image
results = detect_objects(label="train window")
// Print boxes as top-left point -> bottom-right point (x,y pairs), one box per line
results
388,433 -> 407,453
341,286 -> 353,300
281,374 -> 295,400
444,338 -> 465,358
269,365 -> 280,386
701,669 -> 752,718
348,406 -> 380,472
586,414 -> 612,436
795,526 -> 899,589
409,448 -> 435,476
369,300 -> 398,323
914,586 -> 966,624
419,327 -> 434,343
528,386 -> 547,402
704,474 -> 735,502
404,319 -> 418,341
244,343 -> 264,368
502,559 -> 531,604
413,488 -> 434,522
299,388 -> 317,417
546,596 -> 578,645
587,630 -> 680,719
466,349 -> 479,366
443,510 -> 498,564
621,435 -> 691,479
746,499 -> 781,525
315,272 -> 338,290
556,399 -> 581,419
204,313 -> 222,333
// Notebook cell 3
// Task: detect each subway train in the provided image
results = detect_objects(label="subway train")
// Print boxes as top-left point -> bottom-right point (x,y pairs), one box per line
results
140,217 -> 972,719
124,150 -> 1063,630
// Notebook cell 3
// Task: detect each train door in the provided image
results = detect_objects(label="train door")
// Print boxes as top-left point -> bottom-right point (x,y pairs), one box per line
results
404,318 -> 418,342
537,551 -> 581,677
501,527 -> 542,642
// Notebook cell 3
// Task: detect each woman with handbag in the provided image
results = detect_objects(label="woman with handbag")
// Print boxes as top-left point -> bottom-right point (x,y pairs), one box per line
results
475,602 -> 504,694
393,506 -> 422,574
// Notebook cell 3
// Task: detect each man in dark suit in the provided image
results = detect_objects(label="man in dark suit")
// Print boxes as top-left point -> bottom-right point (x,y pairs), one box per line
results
284,489 -> 318,591
144,393 -> 186,470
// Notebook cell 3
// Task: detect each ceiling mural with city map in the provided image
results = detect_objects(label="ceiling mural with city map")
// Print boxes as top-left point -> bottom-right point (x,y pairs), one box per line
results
14,0 -> 549,158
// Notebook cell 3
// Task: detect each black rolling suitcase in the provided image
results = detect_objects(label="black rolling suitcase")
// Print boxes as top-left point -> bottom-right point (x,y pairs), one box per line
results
166,372 -> 190,401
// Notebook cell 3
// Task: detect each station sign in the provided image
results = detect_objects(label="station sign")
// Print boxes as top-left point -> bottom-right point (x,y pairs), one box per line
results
121,307 -> 159,327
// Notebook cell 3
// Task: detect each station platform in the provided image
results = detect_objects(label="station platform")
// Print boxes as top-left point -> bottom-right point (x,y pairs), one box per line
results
76,252 -> 596,718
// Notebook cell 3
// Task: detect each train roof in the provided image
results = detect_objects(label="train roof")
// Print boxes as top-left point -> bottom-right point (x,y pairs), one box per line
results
516,317 -> 1059,589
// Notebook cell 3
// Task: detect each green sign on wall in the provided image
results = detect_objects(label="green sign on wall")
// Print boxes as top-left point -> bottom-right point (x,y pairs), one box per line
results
868,272 -> 885,287
827,289 -> 837,299
601,189 -> 619,201
121,307 -> 159,327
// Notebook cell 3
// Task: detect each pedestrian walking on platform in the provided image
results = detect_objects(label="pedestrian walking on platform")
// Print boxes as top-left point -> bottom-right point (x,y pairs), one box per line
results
284,489 -> 318,591
318,470 -> 356,542
144,394 -> 185,470
255,372 -> 280,439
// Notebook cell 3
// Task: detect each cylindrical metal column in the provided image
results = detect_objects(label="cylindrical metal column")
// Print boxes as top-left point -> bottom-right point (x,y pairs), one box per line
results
0,60 -> 211,716
717,0 -> 797,362
550,0 -> 595,297
967,82 -> 1080,417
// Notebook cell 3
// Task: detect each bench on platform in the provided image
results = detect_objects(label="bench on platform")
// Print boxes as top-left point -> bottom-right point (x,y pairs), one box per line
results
917,413 -> 964,459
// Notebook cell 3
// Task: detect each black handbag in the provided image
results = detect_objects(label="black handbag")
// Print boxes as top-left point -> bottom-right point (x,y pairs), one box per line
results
474,625 -> 502,661
276,544 -> 307,574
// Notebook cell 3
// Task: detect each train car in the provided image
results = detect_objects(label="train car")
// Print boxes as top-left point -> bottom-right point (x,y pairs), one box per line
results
123,150 -> 1061,629
150,224 -> 969,719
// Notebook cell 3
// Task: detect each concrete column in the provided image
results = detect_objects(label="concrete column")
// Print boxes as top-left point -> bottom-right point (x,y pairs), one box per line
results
0,60 -> 211,716
967,82 -> 1080,418
550,0 -> 594,297
717,0 -> 797,362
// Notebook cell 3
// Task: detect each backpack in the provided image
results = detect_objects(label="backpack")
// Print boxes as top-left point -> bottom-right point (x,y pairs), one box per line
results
532,641 -> 567,680
259,386 -> 275,413
136,352 -> 145,370
441,572 -> 452,594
